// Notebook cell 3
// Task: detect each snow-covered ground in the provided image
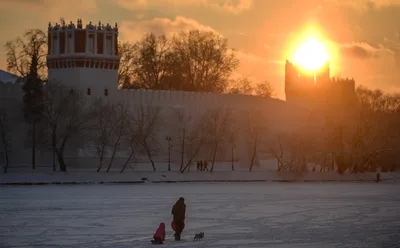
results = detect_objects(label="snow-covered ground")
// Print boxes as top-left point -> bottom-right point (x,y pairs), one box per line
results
2,161 -> 399,184
1,170 -> 399,184
1,183 -> 399,247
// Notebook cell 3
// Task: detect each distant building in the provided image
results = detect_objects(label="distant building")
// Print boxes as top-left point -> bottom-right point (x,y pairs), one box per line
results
285,60 -> 357,109
47,19 -> 119,97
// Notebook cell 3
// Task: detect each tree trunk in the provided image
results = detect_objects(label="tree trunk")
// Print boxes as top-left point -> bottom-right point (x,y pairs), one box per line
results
180,140 -> 204,173
180,130 -> 185,171
96,144 -> 105,172
249,150 -> 256,172
210,144 -> 218,172
231,144 -> 235,171
145,143 -> 156,172
56,147 -> 66,172
57,150 -> 67,172
249,142 -> 257,172
120,149 -> 135,173
107,139 -> 121,172
32,120 -> 36,170
107,123 -> 125,172
168,144 -> 171,171
57,137 -> 69,172
2,145 -> 8,174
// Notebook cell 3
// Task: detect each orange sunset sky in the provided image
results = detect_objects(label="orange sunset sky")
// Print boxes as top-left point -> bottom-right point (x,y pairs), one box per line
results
0,0 -> 399,99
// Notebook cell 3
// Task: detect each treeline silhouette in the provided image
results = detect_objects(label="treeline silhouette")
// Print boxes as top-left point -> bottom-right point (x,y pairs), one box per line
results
118,30 -> 274,96
5,28 -> 275,97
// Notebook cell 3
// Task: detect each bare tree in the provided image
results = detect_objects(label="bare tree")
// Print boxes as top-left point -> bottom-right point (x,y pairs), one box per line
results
228,125 -> 240,171
204,107 -> 232,172
106,102 -> 131,172
337,111 -> 393,173
120,30 -> 239,93
5,29 -> 47,170
120,115 -> 141,173
169,30 -> 239,92
247,110 -> 268,172
255,81 -> 275,98
131,34 -> 172,90
89,100 -> 116,172
269,133 -> 287,172
173,108 -> 193,171
180,114 -> 208,173
227,77 -> 275,98
270,133 -> 304,172
5,29 -> 47,79
331,86 -> 400,174
132,104 -> 163,171
41,83 -> 96,172
226,76 -> 253,95
118,41 -> 137,89
22,74 -> 43,171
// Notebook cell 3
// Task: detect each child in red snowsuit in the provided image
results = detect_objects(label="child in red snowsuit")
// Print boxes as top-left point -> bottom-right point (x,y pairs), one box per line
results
152,222 -> 166,244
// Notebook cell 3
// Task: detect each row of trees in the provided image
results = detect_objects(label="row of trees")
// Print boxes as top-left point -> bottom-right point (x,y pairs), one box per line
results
5,29 -> 275,97
236,86 -> 400,174
0,82 -> 242,173
333,87 -> 400,173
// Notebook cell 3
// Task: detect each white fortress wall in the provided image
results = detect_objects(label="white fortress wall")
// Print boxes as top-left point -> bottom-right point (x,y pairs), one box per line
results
0,79 -> 317,169
48,66 -> 119,96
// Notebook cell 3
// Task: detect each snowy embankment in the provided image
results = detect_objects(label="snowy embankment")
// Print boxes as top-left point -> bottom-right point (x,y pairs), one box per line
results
1,171 -> 398,185
1,161 -> 398,185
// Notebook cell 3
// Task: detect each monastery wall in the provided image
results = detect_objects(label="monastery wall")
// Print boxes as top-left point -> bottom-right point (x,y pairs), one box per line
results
0,81 -> 313,169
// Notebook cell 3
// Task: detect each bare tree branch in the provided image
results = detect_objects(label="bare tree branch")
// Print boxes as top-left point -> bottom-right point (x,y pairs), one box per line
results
180,113 -> 208,173
41,83 -> 96,172
203,107 -> 232,172
131,104 -> 163,171
5,29 -> 47,79
247,109 -> 268,172
106,102 -> 131,172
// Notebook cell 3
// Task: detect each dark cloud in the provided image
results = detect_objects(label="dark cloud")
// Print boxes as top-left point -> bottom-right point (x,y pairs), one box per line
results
340,42 -> 395,59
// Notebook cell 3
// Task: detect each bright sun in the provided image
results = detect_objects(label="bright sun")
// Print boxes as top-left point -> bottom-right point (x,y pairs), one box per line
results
293,37 -> 329,71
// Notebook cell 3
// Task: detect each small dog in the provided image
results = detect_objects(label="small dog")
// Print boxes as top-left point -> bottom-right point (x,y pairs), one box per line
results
193,232 -> 204,241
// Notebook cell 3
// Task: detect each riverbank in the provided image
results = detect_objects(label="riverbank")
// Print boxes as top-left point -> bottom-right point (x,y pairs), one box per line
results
0,171 -> 398,185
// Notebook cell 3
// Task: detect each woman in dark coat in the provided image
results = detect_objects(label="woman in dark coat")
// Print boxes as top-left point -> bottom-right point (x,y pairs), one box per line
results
171,197 -> 186,241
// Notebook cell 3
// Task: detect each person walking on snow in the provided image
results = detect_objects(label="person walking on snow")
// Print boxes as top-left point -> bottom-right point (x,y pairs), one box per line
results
171,197 -> 186,241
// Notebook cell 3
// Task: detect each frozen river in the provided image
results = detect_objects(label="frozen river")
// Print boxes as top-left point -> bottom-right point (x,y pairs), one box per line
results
1,182 -> 399,248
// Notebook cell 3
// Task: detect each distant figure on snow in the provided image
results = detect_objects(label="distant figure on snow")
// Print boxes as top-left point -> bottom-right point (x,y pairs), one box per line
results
203,161 -> 209,171
152,222 -> 166,244
197,161 -> 203,171
171,197 -> 186,241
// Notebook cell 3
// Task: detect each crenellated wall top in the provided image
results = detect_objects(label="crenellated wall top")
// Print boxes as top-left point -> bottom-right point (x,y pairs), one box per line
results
48,19 -> 118,33
117,88 -> 284,111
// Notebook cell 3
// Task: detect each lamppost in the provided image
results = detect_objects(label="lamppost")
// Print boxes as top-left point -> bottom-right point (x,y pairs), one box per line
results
166,136 -> 172,171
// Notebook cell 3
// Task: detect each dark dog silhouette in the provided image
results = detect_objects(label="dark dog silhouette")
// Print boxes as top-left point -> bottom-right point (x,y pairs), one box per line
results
193,232 -> 204,241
